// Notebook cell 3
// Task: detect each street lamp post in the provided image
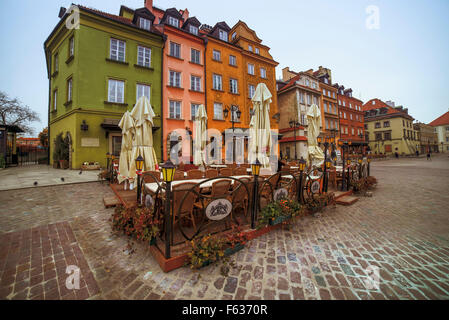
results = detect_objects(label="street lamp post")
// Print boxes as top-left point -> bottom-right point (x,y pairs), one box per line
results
298,157 -> 306,203
251,158 -> 262,229
289,119 -> 300,160
338,140 -> 346,191
135,156 -> 144,204
161,160 -> 176,259
224,106 -> 241,164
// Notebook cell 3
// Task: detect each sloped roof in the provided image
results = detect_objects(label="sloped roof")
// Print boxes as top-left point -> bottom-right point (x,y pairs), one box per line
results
429,111 -> 449,126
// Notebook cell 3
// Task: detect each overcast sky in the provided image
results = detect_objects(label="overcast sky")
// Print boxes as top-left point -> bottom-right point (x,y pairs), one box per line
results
1,0 -> 448,136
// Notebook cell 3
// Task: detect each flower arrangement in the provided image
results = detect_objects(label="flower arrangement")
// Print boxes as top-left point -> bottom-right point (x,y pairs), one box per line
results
304,192 -> 336,214
258,199 -> 304,228
111,205 -> 161,244
351,176 -> 378,195
186,234 -> 226,269
225,225 -> 249,249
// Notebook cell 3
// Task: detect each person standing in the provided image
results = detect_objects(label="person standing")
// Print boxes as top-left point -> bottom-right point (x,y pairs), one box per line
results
427,151 -> 431,161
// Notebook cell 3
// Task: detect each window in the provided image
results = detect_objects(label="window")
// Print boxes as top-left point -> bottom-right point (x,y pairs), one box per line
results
213,74 -> 222,90
344,112 -> 346,119
345,127 -> 348,134
139,17 -> 151,30
214,102 -> 223,120
248,63 -> 255,75
341,127 -> 345,134
168,16 -> 179,27
307,94 -> 311,105
384,132 -> 391,140
343,101 -> 346,107
229,78 -> 238,94
54,54 -> 59,73
324,102 -> 327,112
375,122 -> 381,128
231,32 -> 237,40
372,101 -> 375,105
170,42 -> 181,58
229,55 -> 236,66
350,114 -> 353,120
255,47 -> 260,54
301,114 -> 306,125
323,89 -> 326,95
338,100 -> 341,105
189,25 -> 198,35
446,126 -> 449,131
376,133 -> 382,140
53,90 -> 57,110
351,128 -> 355,135
191,75 -> 201,91
299,92 -> 304,104
213,49 -> 221,61
333,92 -> 335,98
260,68 -> 267,79
191,49 -> 201,64
349,103 -> 352,109
219,29 -> 228,41
108,79 -> 124,103
191,103 -> 200,120
248,45 -> 253,52
67,78 -> 73,102
169,71 -> 181,88
136,84 -> 150,100
312,82 -> 317,89
313,96 -> 318,105
169,100 -> 181,119
327,90 -> 331,97
383,121 -> 390,128
69,36 -> 74,57
324,78 -> 328,84
137,46 -> 151,67
305,79 -> 310,87
110,38 -> 125,62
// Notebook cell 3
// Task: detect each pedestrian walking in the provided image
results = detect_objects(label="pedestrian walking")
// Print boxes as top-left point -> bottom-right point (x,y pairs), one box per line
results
395,152 -> 399,159
427,152 -> 431,161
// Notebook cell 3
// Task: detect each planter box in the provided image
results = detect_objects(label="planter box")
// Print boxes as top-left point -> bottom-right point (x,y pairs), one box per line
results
269,215 -> 292,226
81,164 -> 100,170
224,243 -> 245,256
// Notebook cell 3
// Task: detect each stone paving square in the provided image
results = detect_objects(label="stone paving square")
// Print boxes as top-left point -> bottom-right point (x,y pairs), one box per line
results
0,155 -> 449,300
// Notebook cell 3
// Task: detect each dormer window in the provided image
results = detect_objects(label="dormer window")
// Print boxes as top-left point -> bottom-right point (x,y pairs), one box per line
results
231,32 -> 237,40
324,78 -> 328,84
139,18 -> 151,31
168,16 -> 179,27
219,29 -> 228,42
189,25 -> 198,35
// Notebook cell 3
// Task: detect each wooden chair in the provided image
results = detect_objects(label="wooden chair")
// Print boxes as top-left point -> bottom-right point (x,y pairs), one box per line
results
186,169 -> 203,179
194,179 -> 232,210
205,169 -> 218,179
174,171 -> 185,181
233,167 -> 247,176
219,168 -> 233,176
232,177 -> 251,219
142,171 -> 160,183
281,165 -> 291,172
172,182 -> 200,236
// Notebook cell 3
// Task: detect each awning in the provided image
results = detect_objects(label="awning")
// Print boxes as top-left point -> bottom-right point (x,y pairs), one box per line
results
101,118 -> 160,132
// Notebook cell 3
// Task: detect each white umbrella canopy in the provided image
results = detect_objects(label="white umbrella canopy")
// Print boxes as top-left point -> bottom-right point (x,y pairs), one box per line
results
249,83 -> 273,168
306,103 -> 325,167
117,111 -> 134,184
128,96 -> 158,180
193,104 -> 207,166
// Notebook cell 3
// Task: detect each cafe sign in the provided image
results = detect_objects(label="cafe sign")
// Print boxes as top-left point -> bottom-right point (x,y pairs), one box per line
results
311,180 -> 321,194
206,199 -> 232,221
274,188 -> 288,201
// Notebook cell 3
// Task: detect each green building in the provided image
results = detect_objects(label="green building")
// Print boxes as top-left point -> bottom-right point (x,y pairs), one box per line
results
44,5 -> 165,169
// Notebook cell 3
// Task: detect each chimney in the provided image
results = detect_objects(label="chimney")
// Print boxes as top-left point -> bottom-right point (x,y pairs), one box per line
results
181,8 -> 189,21
144,0 -> 153,12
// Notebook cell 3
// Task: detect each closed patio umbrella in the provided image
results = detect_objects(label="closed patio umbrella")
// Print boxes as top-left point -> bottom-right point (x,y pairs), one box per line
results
128,96 -> 158,182
193,104 -> 207,166
306,103 -> 325,166
249,83 -> 272,168
117,111 -> 134,185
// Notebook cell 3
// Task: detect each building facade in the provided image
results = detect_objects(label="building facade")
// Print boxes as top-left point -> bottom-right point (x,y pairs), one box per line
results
334,84 -> 365,146
277,67 -> 321,160
363,99 -> 418,155
45,4 -> 164,169
429,110 -> 449,153
414,122 -> 439,153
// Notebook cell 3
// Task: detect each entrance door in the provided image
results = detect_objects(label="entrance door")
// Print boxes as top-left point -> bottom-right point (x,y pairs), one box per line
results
109,134 -> 122,157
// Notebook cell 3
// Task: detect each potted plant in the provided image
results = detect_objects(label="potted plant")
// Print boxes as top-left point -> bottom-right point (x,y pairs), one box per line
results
186,234 -> 225,269
224,225 -> 249,256
111,205 -> 161,246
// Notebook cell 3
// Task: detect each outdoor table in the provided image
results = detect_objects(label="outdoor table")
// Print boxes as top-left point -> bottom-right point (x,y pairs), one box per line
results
209,164 -> 228,168
145,175 -> 252,194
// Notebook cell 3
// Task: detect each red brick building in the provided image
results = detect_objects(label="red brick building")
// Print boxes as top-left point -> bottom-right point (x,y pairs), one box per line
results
334,84 -> 365,146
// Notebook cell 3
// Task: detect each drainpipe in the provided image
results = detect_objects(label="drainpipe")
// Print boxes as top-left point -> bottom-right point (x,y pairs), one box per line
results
160,35 -> 166,162
203,37 -> 208,131
45,47 -> 51,166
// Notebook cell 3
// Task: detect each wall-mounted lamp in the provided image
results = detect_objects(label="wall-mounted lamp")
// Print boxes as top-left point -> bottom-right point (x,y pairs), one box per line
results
81,120 -> 89,131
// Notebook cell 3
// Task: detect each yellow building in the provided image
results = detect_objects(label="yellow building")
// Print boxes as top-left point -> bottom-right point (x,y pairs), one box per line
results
363,99 -> 419,155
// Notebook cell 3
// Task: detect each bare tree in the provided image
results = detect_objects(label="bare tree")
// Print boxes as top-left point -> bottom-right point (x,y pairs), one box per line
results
0,91 -> 40,135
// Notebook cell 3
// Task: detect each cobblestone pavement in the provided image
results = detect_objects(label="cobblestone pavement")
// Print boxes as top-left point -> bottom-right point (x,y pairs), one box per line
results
1,155 -> 449,300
